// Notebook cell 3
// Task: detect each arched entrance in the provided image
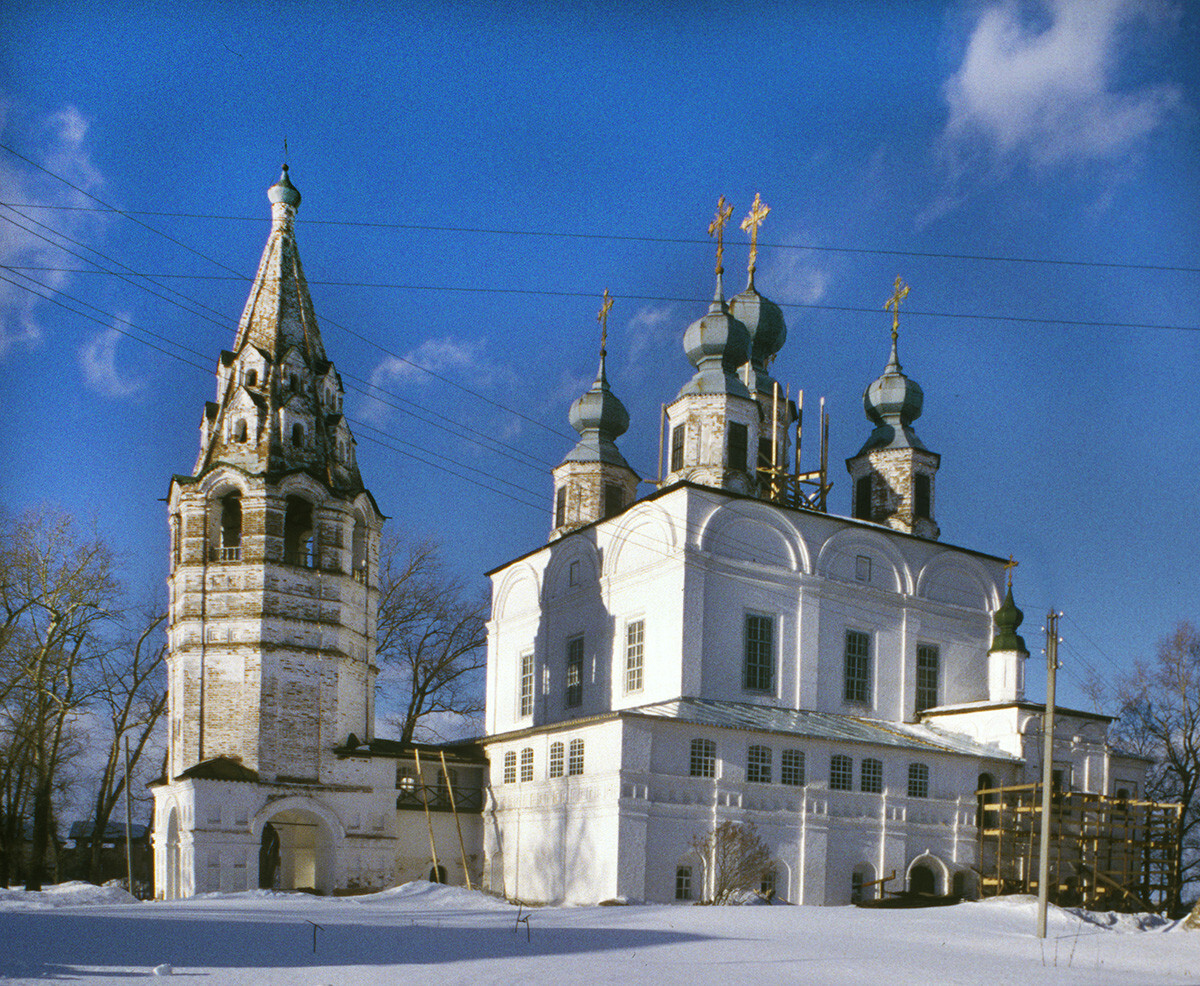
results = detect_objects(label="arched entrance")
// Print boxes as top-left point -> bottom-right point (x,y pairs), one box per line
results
910,863 -> 936,895
257,807 -> 334,893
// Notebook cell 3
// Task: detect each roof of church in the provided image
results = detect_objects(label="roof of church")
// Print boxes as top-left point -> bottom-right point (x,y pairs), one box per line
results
176,757 -> 261,783
628,697 -> 1021,762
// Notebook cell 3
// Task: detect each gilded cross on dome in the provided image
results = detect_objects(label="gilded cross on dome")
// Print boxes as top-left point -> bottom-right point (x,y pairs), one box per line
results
1004,554 -> 1019,588
741,192 -> 770,277
597,288 -> 613,355
708,196 -> 734,275
885,276 -> 910,345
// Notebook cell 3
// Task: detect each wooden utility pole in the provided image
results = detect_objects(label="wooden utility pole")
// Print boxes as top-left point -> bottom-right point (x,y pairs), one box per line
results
413,748 -> 440,881
1036,610 -> 1060,938
123,737 -> 134,895
440,750 -> 472,890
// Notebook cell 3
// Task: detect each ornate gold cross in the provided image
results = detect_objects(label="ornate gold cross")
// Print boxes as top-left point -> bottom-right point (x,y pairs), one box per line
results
597,288 -> 613,354
885,276 -> 910,344
1004,554 -> 1019,588
708,195 -> 734,275
741,192 -> 770,276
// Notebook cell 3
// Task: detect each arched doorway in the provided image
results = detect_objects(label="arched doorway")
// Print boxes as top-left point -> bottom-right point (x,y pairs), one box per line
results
257,807 -> 333,893
910,863 -> 936,895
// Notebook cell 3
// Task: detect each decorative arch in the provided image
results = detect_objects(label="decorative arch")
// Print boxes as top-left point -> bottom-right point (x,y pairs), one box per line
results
493,564 -> 541,620
606,502 -> 678,577
250,795 -> 346,841
543,539 -> 601,600
816,528 -> 914,594
696,500 -> 808,573
906,851 -> 951,896
916,552 -> 1000,611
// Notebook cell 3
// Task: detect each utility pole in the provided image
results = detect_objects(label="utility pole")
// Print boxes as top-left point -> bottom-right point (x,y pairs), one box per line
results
1036,610 -> 1060,939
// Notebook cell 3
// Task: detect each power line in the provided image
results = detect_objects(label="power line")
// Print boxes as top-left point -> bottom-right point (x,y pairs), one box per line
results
4,197 -> 1199,275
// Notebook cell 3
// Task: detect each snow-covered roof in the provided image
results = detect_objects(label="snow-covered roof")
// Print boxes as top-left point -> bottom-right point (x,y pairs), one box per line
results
627,697 -> 1020,762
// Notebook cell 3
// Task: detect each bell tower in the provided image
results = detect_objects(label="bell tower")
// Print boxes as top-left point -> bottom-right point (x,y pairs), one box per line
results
164,166 -> 384,784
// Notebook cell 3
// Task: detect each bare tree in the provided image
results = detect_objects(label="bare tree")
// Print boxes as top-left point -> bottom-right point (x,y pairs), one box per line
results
376,533 -> 488,746
691,820 -> 773,904
84,608 -> 167,884
1112,621 -> 1200,911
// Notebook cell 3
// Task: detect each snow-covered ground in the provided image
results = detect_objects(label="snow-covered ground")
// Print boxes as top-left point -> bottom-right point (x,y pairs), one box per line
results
0,882 -> 1194,985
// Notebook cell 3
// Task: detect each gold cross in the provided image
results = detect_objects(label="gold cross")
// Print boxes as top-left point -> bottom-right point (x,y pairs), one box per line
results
741,192 -> 770,276
1004,554 -> 1019,588
597,288 -> 613,355
885,276 -> 910,344
708,195 -> 734,275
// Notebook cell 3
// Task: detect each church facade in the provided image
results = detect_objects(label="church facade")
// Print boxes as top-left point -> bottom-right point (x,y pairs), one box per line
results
478,202 -> 1146,904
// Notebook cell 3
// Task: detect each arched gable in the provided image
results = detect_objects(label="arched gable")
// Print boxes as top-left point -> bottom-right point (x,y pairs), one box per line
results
916,552 -> 1000,611
696,500 -> 808,574
493,563 -> 541,620
816,528 -> 913,594
543,539 -> 601,601
607,502 -> 678,577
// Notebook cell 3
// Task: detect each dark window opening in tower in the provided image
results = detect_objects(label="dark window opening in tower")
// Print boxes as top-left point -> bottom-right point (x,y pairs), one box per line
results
234,419 -> 248,443
915,474 -> 931,519
218,493 -> 242,562
555,486 -> 567,528
604,483 -> 623,519
757,437 -> 773,489
292,423 -> 304,447
172,513 -> 182,567
246,369 -> 257,387
290,374 -> 299,393
854,476 -> 872,520
284,497 -> 314,567
670,424 -> 685,472
728,423 -> 748,474
352,514 -> 368,582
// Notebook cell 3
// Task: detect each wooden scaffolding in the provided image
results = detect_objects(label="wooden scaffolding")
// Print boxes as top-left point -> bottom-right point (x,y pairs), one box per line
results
976,783 -> 1182,915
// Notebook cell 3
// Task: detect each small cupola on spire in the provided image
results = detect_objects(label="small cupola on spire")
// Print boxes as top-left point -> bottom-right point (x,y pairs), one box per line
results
661,197 -> 758,494
550,290 -> 640,540
846,277 -> 940,539
987,558 -> 1028,702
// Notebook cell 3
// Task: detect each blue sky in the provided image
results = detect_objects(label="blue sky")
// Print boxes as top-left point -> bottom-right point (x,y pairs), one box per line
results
2,0 -> 1197,715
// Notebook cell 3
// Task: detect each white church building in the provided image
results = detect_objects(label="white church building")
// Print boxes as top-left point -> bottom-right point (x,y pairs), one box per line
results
152,173 -> 1144,904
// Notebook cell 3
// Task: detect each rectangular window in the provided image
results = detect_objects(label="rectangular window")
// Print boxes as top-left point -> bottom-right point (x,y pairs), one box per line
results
568,738 -> 584,776
744,614 -> 774,692
860,758 -> 883,794
844,630 -> 871,704
604,483 -> 624,518
830,754 -> 853,791
916,644 -> 939,713
727,422 -> 748,472
676,866 -> 692,901
549,742 -> 565,778
907,763 -> 929,798
855,555 -> 872,582
670,423 -> 685,472
915,474 -> 931,519
503,751 -> 517,784
555,486 -> 567,528
854,475 -> 872,520
519,654 -> 534,718
625,620 -> 645,693
520,747 -> 534,783
566,636 -> 584,708
396,765 -> 416,792
747,744 -> 772,784
690,738 -> 716,778
781,749 -> 805,786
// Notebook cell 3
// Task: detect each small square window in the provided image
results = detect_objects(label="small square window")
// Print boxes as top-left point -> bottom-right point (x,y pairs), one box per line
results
855,555 -> 871,582
568,560 -> 580,586
503,751 -> 517,785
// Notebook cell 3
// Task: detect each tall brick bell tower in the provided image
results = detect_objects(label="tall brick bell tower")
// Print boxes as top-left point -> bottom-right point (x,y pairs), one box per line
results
153,167 -> 390,898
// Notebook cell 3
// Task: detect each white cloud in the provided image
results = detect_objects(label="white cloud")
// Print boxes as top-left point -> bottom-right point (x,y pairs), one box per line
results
79,324 -> 143,398
940,0 -> 1181,172
361,336 -> 498,426
621,304 -> 677,377
0,100 -> 106,357
758,235 -> 829,307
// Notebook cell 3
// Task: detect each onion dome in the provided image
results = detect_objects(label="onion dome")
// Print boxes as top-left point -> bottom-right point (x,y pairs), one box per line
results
677,273 -> 752,399
268,164 -> 302,208
562,351 -> 633,468
729,273 -> 787,376
855,336 -> 927,455
988,585 -> 1027,654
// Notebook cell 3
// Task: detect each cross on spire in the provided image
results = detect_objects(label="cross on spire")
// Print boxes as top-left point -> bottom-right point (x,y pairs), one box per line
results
1004,554 -> 1019,588
597,288 -> 613,356
741,192 -> 770,278
708,195 -> 734,276
885,276 -> 910,345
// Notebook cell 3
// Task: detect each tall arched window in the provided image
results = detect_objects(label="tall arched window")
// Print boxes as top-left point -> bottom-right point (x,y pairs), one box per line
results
284,496 -> 314,567
218,493 -> 242,561
291,423 -> 304,447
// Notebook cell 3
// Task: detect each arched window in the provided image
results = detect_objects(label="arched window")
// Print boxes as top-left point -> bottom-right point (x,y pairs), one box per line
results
234,419 -> 248,443
549,742 -> 565,778
503,751 -> 517,784
290,373 -> 299,393
568,739 -> 584,776
245,369 -> 258,387
217,492 -> 241,561
292,423 -> 304,447
283,496 -> 313,567
520,748 -> 534,782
